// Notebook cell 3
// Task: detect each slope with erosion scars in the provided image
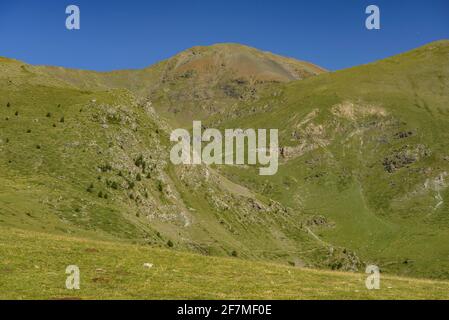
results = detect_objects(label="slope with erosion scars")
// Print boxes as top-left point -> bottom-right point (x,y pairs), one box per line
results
0,58 -> 342,270
1,43 -> 325,128
215,40 -> 449,279
2,41 -> 449,279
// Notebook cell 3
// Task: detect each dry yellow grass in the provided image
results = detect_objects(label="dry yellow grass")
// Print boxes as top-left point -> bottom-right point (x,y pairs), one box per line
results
1,227 -> 448,300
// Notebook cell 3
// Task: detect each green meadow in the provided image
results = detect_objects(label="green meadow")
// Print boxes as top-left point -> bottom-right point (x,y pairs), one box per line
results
1,41 -> 449,299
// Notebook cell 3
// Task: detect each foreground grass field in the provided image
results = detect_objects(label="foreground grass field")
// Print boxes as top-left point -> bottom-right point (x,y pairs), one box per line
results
1,227 -> 448,300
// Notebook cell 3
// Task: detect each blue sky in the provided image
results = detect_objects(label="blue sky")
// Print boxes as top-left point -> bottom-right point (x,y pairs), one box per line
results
0,0 -> 448,71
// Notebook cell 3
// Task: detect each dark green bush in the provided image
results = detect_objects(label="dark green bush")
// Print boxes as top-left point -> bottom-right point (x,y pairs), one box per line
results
157,180 -> 163,192
134,154 -> 145,168
99,163 -> 112,172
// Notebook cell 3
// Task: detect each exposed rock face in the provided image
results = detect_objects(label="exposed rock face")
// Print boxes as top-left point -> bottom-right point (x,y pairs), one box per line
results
305,215 -> 334,228
383,144 -> 431,173
326,248 -> 363,272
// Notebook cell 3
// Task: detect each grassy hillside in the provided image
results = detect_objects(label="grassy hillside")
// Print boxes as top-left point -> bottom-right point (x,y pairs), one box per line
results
1,226 -> 449,300
1,44 -> 325,128
1,40 -> 449,300
212,40 -> 449,279
0,51 -> 341,273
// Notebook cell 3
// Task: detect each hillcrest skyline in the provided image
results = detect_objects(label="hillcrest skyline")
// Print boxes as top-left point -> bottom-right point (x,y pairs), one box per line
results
0,0 -> 448,71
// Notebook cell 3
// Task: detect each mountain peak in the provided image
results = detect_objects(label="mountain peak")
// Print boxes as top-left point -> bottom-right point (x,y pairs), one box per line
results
166,42 -> 326,83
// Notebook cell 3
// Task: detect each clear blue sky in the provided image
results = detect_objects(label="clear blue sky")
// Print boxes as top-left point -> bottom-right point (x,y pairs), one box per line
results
0,0 -> 448,71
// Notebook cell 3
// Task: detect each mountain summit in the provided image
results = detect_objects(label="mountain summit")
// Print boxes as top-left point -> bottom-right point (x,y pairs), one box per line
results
161,43 -> 326,83
0,44 -> 326,125
144,43 -> 326,124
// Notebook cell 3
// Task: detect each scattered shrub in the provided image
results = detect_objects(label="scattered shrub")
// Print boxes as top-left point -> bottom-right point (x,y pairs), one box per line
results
87,183 -> 94,193
14,111 -> 18,116
99,163 -> 112,172
136,173 -> 142,181
167,240 -> 174,248
134,154 -> 146,168
60,116 -> 65,123
157,180 -> 163,192
26,129 -> 31,133
231,250 -> 238,257
46,112 -> 51,117
6,102 -> 10,107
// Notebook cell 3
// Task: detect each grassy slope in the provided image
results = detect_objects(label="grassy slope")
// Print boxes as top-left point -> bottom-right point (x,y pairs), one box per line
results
214,40 -> 449,279
0,53 -> 332,272
25,43 -> 325,128
1,41 -> 449,299
1,226 -> 449,300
